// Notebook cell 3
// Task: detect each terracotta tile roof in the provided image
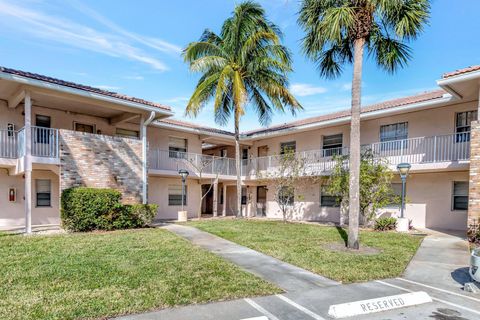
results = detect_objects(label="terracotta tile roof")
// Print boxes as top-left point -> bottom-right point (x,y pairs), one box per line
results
0,66 -> 171,112
244,90 -> 446,136
158,118 -> 234,136
442,65 -> 480,78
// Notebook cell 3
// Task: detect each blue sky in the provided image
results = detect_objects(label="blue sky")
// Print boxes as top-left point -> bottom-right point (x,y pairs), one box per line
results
0,0 -> 478,131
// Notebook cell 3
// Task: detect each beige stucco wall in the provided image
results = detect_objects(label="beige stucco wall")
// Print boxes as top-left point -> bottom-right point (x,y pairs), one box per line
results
0,169 -> 60,228
147,126 -> 203,154
148,177 -> 201,220
255,170 -> 468,230
249,100 -> 478,155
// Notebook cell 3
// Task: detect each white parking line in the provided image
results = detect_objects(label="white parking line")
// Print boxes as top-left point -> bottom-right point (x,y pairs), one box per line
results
244,298 -> 280,320
275,294 -> 326,320
240,317 -> 269,320
376,280 -> 480,316
396,277 -> 480,303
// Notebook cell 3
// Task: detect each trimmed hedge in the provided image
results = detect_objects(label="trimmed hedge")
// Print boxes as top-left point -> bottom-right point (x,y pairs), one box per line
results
61,187 -> 158,232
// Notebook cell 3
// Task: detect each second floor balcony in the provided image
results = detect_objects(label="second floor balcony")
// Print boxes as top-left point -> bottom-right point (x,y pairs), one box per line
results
0,126 -> 59,161
149,132 -> 471,178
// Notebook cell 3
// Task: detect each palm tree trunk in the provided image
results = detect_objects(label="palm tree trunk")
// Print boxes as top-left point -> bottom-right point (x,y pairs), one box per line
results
235,108 -> 242,218
348,37 -> 365,250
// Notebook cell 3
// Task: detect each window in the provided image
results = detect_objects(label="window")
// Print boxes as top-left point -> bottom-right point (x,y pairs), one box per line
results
380,122 -> 408,150
320,185 -> 340,207
220,149 -> 227,157
7,123 -> 15,137
169,137 -> 187,158
380,122 -> 408,142
220,186 -> 224,205
280,141 -> 296,155
35,115 -> 51,144
116,128 -> 139,139
456,111 -> 477,142
385,183 -> 402,208
278,186 -> 294,206
74,122 -> 95,133
36,179 -> 51,207
452,181 -> 468,211
242,148 -> 249,160
241,187 -> 247,205
168,185 -> 187,206
322,134 -> 343,156
35,115 -> 51,128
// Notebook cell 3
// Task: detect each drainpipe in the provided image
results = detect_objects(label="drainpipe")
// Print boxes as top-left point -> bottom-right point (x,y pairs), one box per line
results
141,111 -> 155,204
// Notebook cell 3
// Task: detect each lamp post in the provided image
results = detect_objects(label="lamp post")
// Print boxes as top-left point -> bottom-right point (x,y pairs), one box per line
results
178,169 -> 189,213
396,163 -> 411,232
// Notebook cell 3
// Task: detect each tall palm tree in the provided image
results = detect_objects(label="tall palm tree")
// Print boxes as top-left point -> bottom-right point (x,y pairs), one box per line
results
298,0 -> 430,249
184,1 -> 302,217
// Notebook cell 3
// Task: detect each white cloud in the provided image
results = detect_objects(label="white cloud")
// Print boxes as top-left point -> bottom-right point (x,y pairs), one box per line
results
341,83 -> 351,91
0,0 -> 176,71
290,83 -> 327,97
66,0 -> 182,56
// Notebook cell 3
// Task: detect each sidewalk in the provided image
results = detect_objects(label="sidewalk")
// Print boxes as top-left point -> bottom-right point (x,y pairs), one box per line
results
117,225 -> 480,320
162,223 -> 339,292
402,228 -> 472,293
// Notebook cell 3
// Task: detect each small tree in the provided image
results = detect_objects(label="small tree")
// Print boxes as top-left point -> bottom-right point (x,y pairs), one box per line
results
327,150 -> 399,224
258,151 -> 317,221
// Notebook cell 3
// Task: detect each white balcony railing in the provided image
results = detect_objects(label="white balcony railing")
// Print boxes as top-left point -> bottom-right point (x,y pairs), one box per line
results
0,126 -> 59,160
149,149 -> 237,176
0,128 -> 20,158
31,126 -> 59,158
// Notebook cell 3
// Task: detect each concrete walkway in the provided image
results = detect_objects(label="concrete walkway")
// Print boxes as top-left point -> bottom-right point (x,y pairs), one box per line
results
402,229 -> 472,293
162,223 -> 339,292
117,225 -> 480,320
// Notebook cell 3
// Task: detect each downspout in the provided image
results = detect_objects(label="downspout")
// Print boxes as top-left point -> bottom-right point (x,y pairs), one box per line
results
141,111 -> 155,204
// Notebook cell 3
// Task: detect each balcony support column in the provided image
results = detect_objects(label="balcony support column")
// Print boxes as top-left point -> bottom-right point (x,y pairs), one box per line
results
24,91 -> 32,234
213,178 -> 218,217
140,112 -> 155,204
222,184 -> 227,216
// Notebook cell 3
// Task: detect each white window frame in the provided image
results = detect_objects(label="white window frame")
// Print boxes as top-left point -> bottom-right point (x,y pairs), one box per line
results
452,181 -> 468,211
36,179 -> 51,207
168,184 -> 187,206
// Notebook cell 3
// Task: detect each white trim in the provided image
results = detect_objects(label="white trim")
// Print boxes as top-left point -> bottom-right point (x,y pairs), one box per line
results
0,71 -> 174,117
243,298 -> 280,320
437,69 -> 480,85
276,295 -> 326,320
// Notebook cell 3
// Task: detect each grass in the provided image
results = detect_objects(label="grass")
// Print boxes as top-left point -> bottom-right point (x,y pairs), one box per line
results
188,219 -> 423,283
0,228 -> 279,320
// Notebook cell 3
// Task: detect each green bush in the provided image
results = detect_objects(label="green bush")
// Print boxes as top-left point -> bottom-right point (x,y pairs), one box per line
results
61,187 -> 158,232
373,217 -> 397,231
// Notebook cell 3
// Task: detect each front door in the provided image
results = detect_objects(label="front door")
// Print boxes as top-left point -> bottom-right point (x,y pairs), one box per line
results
256,186 -> 267,217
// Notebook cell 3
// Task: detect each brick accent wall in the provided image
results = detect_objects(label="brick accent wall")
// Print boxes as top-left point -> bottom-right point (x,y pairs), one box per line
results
468,121 -> 480,227
59,130 -> 143,204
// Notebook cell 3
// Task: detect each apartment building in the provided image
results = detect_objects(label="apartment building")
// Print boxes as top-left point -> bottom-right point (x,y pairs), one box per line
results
1,65 -> 479,232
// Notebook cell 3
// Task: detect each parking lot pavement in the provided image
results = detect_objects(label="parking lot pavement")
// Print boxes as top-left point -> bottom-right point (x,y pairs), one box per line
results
117,279 -> 480,320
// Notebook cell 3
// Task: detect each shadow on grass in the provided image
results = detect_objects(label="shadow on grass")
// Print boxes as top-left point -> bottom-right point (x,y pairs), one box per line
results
335,226 -> 348,246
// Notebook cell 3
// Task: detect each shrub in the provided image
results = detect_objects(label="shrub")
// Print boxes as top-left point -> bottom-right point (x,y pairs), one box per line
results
374,217 -> 397,231
61,187 -> 158,232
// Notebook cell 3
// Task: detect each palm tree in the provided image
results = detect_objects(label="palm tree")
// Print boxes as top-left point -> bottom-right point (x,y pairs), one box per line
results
183,1 -> 302,217
298,0 -> 430,249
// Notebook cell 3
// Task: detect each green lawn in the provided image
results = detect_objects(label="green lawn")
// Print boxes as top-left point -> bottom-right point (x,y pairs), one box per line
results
0,228 -> 279,320
188,219 -> 423,283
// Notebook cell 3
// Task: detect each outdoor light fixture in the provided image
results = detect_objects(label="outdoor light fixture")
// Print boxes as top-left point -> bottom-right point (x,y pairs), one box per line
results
178,169 -> 189,212
396,163 -> 411,219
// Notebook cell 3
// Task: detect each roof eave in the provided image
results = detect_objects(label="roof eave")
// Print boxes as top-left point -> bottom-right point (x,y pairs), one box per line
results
0,71 -> 174,117
241,94 -> 455,141
153,121 -> 235,140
